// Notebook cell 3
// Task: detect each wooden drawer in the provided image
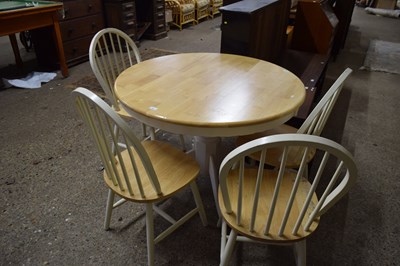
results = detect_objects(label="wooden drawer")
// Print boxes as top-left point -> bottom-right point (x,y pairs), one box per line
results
152,18 -> 166,33
60,14 -> 104,41
122,1 -> 135,11
61,0 -> 103,20
154,1 -> 165,12
63,35 -> 93,62
122,8 -> 136,29
154,10 -> 164,22
104,0 -> 136,32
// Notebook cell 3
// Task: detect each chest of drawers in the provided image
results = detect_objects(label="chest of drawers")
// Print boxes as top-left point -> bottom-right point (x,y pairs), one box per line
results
32,0 -> 105,67
61,0 -> 105,65
136,0 -> 167,40
103,0 -> 137,40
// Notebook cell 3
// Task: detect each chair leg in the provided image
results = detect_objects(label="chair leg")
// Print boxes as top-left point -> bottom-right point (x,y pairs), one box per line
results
209,155 -> 222,219
141,123 -> 147,138
220,220 -> 227,260
149,127 -> 156,140
104,189 -> 115,230
190,181 -> 208,226
178,134 -> 186,151
293,240 -> 306,266
146,203 -> 155,266
220,224 -> 237,266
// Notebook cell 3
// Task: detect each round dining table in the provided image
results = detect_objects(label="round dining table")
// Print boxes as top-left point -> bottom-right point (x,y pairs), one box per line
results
115,52 -> 305,181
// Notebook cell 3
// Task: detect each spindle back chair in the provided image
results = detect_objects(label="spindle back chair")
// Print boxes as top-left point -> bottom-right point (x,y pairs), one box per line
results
72,87 -> 207,266
236,68 -> 353,169
219,134 -> 357,266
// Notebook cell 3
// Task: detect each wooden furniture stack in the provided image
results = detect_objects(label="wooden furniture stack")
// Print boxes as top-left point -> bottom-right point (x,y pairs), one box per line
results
281,0 -> 338,122
220,0 -> 339,124
32,0 -> 169,68
329,0 -> 356,59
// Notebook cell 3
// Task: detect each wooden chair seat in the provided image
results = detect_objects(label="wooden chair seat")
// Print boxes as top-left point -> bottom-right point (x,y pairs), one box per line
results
219,168 -> 319,242
104,140 -> 199,203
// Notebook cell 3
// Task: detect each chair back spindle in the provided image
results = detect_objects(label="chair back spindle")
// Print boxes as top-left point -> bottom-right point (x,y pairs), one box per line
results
89,28 -> 141,111
298,68 -> 353,136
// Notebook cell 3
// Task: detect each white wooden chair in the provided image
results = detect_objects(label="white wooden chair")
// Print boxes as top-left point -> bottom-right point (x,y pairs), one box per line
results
218,134 -> 357,266
236,68 -> 353,169
89,28 -> 186,149
72,87 -> 208,266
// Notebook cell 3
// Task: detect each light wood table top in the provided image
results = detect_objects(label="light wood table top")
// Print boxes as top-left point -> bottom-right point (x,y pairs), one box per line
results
115,53 -> 305,137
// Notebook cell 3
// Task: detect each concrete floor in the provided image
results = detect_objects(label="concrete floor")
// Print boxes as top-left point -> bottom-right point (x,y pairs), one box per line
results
1,6 -> 400,266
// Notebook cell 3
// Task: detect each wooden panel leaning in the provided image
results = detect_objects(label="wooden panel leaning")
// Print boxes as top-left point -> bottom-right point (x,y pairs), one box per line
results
71,88 -> 207,266
219,133 -> 357,265
279,0 -> 339,121
290,0 -> 338,55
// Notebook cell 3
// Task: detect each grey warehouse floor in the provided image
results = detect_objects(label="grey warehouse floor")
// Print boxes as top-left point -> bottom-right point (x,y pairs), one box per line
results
1,6 -> 400,266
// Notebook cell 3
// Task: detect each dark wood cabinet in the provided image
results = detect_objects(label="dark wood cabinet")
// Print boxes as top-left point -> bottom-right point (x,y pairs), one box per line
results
103,0 -> 137,40
60,0 -> 105,65
329,0 -> 356,59
223,0 -> 241,5
31,0 -> 105,67
219,0 -> 290,64
135,0 -> 167,40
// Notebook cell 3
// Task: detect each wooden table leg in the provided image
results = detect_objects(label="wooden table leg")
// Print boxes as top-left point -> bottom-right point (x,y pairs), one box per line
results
9,34 -> 23,68
52,16 -> 68,77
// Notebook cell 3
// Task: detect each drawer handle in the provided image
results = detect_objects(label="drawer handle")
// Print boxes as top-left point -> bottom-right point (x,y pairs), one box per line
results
127,21 -> 134,25
157,13 -> 163,18
157,6 -> 163,10
125,12 -> 134,18
124,3 -> 133,8
158,24 -> 164,28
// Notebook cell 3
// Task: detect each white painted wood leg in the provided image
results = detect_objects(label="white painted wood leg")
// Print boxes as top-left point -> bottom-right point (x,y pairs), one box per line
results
104,189 -> 115,230
209,155 -> 222,220
294,240 -> 306,266
194,136 -> 221,177
220,227 -> 237,266
146,203 -> 155,266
